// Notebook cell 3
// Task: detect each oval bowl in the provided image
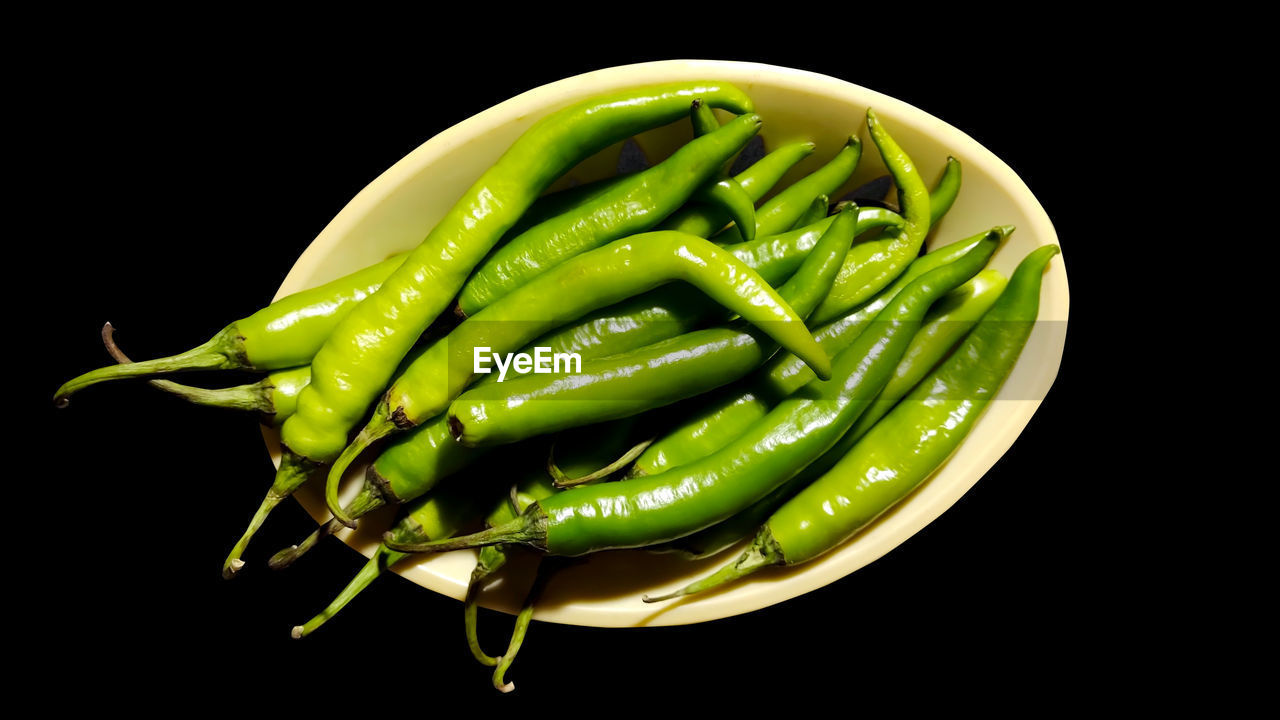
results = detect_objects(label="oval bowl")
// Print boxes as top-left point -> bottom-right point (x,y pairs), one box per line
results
265,59 -> 1068,628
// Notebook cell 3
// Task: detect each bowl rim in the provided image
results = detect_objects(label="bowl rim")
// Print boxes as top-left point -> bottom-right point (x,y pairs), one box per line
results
269,59 -> 1067,628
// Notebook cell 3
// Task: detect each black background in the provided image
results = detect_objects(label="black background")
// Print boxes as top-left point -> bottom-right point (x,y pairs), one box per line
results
26,24 -> 1152,710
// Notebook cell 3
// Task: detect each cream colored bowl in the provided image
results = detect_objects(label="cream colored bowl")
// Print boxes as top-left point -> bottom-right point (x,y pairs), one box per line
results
265,59 -> 1068,628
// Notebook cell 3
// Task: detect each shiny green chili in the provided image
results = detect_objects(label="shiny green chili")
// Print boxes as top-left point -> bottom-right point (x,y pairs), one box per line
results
929,156 -> 961,227
807,110 -> 934,326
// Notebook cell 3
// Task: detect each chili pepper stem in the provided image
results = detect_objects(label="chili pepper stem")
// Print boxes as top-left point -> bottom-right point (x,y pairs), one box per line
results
223,454 -> 318,578
268,484 -> 387,570
465,545 -> 510,667
292,545 -> 407,638
100,322 -> 276,413
326,414 -> 397,528
548,437 -> 655,488
643,529 -> 784,603
384,509 -> 547,554
55,323 -> 245,406
491,556 -> 554,694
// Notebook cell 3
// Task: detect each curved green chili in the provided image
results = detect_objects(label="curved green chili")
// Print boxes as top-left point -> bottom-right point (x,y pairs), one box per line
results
384,246 -> 990,557
446,204 -> 861,448
656,267 -> 1009,560
629,225 -> 1011,477
929,156 -> 961,227
53,253 -> 407,406
646,245 -> 1059,600
323,230 -> 829,529
455,111 -> 762,316
807,110 -> 933,326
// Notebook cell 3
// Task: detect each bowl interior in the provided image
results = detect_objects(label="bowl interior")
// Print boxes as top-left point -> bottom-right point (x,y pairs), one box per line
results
267,60 -> 1068,628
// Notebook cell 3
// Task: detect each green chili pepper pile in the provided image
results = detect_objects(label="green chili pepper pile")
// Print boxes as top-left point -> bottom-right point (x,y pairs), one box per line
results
54,82 -> 1060,693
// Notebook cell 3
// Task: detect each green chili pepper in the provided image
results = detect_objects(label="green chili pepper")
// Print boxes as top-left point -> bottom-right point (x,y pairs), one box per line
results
646,245 -> 1059,599
929,156 -> 961,227
321,231 -> 830,529
660,141 -> 816,239
807,110 -> 934,326
454,110 -> 762,316
712,136 -> 862,244
53,253 -> 408,407
253,85 -> 758,578
629,225 -> 1011,477
446,203 -> 862,448
384,245 -> 990,558
656,267 -> 1008,560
